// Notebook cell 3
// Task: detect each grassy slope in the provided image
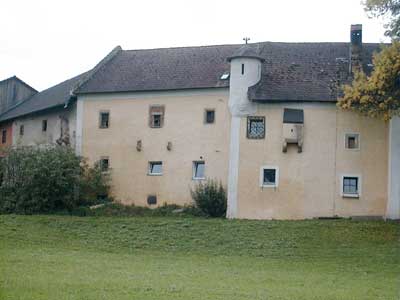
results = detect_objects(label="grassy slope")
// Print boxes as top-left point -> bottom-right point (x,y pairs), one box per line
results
0,215 -> 399,300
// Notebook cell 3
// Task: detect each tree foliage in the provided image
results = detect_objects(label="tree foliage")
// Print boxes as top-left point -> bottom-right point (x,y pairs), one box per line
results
364,0 -> 400,39
0,146 -> 111,214
190,179 -> 227,217
338,41 -> 400,121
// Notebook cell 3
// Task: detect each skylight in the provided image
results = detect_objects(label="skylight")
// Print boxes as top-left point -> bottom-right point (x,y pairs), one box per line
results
220,73 -> 230,80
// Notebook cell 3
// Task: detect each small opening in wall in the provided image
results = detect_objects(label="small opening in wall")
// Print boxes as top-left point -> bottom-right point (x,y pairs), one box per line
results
241,64 -> 245,75
42,120 -> 47,132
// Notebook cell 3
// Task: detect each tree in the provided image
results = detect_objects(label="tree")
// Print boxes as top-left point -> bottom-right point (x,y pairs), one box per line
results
338,1 -> 400,120
338,42 -> 400,121
364,0 -> 400,39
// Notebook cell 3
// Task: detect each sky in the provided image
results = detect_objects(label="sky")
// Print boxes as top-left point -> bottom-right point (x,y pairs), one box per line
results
0,0 -> 391,91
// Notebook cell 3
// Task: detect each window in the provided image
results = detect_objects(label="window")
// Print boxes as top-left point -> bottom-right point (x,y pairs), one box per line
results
342,175 -> 361,198
99,111 -> 110,129
241,63 -> 245,75
193,161 -> 205,180
260,166 -> 279,188
345,133 -> 360,150
19,125 -> 24,136
148,161 -> 163,175
147,195 -> 157,205
1,130 -> 6,144
42,120 -> 47,132
100,157 -> 109,172
247,116 -> 265,139
205,109 -> 215,124
149,105 -> 165,128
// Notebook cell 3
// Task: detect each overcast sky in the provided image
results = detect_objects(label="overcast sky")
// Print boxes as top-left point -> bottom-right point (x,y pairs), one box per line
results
1,0 -> 390,91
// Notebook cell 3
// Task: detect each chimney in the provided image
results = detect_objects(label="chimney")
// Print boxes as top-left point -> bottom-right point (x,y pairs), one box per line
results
350,24 -> 362,74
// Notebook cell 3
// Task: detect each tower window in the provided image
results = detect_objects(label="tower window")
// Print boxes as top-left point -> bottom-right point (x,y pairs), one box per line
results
149,105 -> 165,128
19,125 -> 24,136
241,64 -> 245,75
204,109 -> 215,124
99,111 -> 110,129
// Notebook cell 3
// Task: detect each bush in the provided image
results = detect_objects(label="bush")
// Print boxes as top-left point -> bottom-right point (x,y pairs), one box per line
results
190,179 -> 227,217
0,146 -> 110,214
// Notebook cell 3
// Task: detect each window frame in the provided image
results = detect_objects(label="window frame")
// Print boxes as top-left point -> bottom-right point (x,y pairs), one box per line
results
204,109 -> 215,124
192,161 -> 205,180
99,157 -> 110,172
42,120 -> 48,132
149,105 -> 165,128
19,125 -> 24,136
259,166 -> 279,188
1,129 -> 6,144
148,161 -> 163,176
341,174 -> 362,198
344,133 -> 360,150
247,116 -> 266,139
99,111 -> 110,129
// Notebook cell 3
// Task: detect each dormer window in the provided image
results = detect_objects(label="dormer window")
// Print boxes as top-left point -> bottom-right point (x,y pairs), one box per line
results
220,73 -> 230,80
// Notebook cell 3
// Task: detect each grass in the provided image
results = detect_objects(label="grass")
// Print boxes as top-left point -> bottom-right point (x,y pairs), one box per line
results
0,215 -> 399,300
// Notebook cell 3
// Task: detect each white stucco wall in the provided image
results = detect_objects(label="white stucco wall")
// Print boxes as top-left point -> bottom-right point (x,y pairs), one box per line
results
12,103 -> 77,148
387,116 -> 400,219
227,56 -> 263,218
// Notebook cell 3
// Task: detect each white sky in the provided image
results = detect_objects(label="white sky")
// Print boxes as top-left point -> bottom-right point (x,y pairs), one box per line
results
0,0 -> 390,91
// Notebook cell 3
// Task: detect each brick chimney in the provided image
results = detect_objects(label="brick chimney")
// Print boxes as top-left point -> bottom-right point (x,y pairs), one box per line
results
350,24 -> 362,73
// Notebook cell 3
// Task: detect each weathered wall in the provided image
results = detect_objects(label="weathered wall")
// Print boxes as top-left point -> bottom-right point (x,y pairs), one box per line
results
79,89 -> 230,206
0,122 -> 13,154
236,103 -> 388,219
0,77 -> 36,114
12,103 -> 76,148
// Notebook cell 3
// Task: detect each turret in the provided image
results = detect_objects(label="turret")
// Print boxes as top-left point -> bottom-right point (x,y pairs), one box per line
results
227,45 -> 264,116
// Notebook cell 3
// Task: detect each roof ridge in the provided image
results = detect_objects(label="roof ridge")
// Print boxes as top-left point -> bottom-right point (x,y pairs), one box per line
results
0,75 -> 38,93
122,41 -> 385,52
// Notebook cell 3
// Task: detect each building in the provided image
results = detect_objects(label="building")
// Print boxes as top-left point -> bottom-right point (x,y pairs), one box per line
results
0,76 -> 37,151
0,24 -> 399,219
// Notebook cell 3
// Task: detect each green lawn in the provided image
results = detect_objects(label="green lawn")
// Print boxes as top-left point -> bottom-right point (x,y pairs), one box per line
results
0,215 -> 399,300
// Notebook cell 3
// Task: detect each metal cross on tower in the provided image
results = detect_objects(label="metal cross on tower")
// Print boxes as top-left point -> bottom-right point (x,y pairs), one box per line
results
243,37 -> 250,44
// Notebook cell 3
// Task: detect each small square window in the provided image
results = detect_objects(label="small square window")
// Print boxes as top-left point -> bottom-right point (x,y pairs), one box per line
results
1,130 -> 6,144
100,157 -> 109,172
19,125 -> 24,136
147,195 -> 157,205
260,166 -> 279,188
193,161 -> 205,180
342,175 -> 361,198
247,116 -> 265,139
149,105 -> 165,128
205,109 -> 215,124
148,161 -> 163,175
345,133 -> 360,150
42,120 -> 47,132
99,111 -> 110,129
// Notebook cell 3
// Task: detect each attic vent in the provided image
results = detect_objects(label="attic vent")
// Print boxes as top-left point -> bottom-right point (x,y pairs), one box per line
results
220,73 -> 230,80
282,108 -> 304,153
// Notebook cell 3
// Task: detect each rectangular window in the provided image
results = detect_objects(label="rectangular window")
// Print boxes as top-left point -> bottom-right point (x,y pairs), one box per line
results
345,133 -> 360,150
100,157 -> 109,172
148,161 -> 163,175
19,125 -> 24,136
247,116 -> 265,139
205,109 -> 215,124
342,175 -> 361,198
260,166 -> 279,188
193,161 -> 205,180
42,120 -> 47,132
1,130 -> 6,144
149,105 -> 165,128
99,111 -> 110,129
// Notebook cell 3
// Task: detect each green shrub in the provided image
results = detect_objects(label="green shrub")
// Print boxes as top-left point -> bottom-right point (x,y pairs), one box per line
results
0,146 -> 110,214
190,179 -> 227,217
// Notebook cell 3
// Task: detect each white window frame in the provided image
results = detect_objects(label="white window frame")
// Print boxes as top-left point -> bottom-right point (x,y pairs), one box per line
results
192,161 -> 205,180
341,174 -> 362,198
260,166 -> 279,188
148,161 -> 163,176
344,133 -> 360,150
